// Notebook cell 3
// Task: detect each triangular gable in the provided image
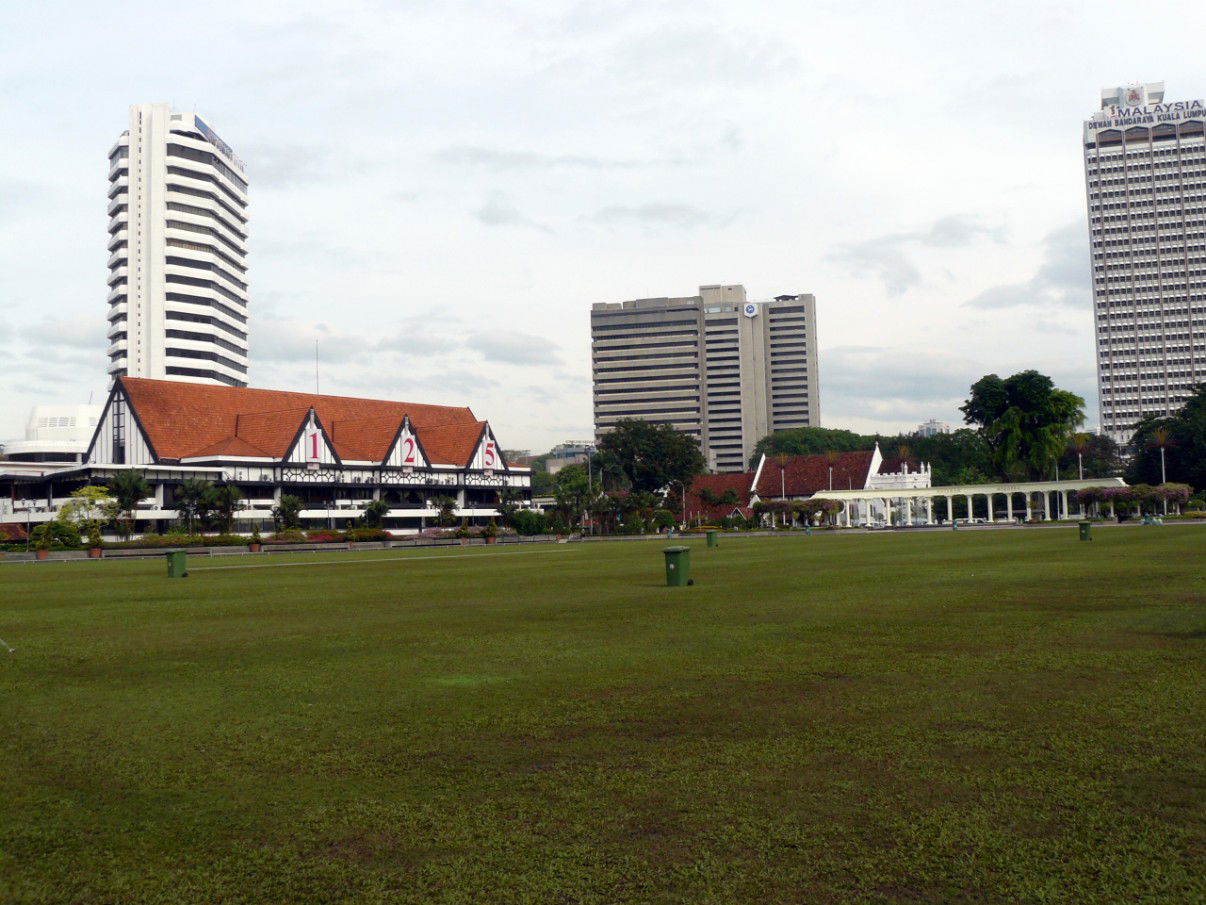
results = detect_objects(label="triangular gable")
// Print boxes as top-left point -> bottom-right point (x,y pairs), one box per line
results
467,423 -> 506,471
86,380 -> 158,465
282,408 -> 341,465
382,416 -> 430,469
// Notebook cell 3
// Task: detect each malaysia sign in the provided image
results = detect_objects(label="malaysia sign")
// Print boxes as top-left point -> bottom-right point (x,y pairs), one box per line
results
1087,99 -> 1205,130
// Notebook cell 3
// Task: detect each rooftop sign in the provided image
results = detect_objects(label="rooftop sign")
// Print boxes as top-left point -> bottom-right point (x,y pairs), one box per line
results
1086,99 -> 1205,130
194,115 -> 245,171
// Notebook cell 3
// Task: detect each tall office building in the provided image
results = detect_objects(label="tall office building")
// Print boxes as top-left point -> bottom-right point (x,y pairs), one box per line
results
107,103 -> 249,387
591,284 -> 820,472
1083,82 -> 1206,445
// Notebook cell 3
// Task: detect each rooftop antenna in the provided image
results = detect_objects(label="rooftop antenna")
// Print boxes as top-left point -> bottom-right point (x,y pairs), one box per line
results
315,340 -> 320,395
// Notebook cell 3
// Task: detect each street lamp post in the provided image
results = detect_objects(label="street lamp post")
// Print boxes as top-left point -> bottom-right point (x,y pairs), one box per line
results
670,479 -> 686,531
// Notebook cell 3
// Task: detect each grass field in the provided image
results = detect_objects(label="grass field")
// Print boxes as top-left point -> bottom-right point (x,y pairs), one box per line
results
1,528 -> 1203,904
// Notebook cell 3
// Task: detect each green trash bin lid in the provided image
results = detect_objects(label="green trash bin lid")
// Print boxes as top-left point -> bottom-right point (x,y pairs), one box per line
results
663,546 -> 691,553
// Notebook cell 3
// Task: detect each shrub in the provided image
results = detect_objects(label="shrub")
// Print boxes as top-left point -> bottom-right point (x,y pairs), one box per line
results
266,529 -> 307,544
344,527 -> 391,542
304,530 -> 345,544
511,509 -> 547,536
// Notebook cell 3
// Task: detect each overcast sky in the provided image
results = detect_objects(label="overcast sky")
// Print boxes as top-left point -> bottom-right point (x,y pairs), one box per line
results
2,0 -> 1203,453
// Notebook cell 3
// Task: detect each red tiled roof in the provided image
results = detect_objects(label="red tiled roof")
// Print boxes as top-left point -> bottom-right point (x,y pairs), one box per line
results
754,451 -> 874,498
684,472 -> 756,522
119,378 -> 480,465
878,456 -> 923,475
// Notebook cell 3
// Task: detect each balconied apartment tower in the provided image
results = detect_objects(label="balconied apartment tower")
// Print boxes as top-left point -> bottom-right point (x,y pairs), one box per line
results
591,284 -> 821,472
107,103 -> 250,387
1083,82 -> 1206,444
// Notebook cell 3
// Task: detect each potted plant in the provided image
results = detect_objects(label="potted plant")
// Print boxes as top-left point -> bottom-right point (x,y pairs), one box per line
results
248,524 -> 262,553
454,523 -> 471,545
33,524 -> 52,560
87,524 -> 103,559
482,519 -> 498,544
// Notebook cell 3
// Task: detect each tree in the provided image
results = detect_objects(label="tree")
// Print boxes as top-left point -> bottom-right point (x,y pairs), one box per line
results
554,464 -> 592,529
108,470 -> 151,539
211,484 -> 243,534
749,426 -> 868,467
1126,384 -> 1206,492
960,370 -> 1085,481
361,498 -> 390,528
272,493 -> 304,531
175,478 -> 216,534
433,495 -> 458,528
59,485 -> 114,548
596,420 -> 704,494
495,490 -> 521,529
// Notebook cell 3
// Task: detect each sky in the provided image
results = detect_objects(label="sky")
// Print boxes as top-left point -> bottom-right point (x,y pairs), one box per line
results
2,0 -> 1204,454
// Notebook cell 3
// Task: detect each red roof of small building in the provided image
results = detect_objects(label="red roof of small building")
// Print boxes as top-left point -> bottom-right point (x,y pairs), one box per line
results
754,451 -> 874,498
684,472 -> 756,522
119,377 -> 481,466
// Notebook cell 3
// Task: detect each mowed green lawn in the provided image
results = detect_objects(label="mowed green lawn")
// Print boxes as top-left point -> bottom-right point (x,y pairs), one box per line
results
1,529 -> 1203,905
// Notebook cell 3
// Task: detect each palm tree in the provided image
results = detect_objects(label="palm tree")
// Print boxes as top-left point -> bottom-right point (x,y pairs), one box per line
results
1149,428 -> 1172,514
108,470 -> 150,539
175,478 -> 214,535
362,498 -> 390,528
211,484 -> 243,534
1069,433 -> 1090,480
434,495 -> 458,528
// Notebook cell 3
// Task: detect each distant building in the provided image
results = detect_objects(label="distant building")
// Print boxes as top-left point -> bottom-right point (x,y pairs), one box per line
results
1083,82 -> 1206,444
545,441 -> 596,475
916,419 -> 950,437
108,103 -> 249,388
1,405 -> 103,473
591,284 -> 821,473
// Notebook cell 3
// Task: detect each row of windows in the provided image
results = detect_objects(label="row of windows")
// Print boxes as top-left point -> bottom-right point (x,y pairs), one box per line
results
591,318 -> 698,332
166,143 -> 248,193
165,366 -> 245,387
591,339 -> 698,353
595,383 -> 698,396
165,328 -> 247,357
165,308 -> 248,340
166,289 -> 248,324
166,274 -> 247,308
166,238 -> 247,275
165,182 -> 247,230
165,256 -> 248,292
166,165 -> 247,213
165,199 -> 247,240
166,217 -> 245,257
165,346 -> 248,374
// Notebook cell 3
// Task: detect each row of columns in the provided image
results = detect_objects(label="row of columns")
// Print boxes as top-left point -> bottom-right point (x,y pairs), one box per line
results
840,489 -> 1083,527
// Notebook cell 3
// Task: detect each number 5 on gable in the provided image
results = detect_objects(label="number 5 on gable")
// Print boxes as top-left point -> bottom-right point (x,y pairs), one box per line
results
483,441 -> 496,468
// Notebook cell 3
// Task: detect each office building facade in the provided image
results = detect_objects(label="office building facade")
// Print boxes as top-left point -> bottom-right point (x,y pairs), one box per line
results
107,103 -> 250,388
1083,82 -> 1206,444
591,284 -> 820,472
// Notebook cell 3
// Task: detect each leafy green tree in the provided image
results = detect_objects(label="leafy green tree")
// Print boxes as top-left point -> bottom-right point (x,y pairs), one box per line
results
529,469 -> 555,496
108,470 -> 151,539
59,485 -> 114,547
750,426 -> 868,467
272,493 -> 304,531
960,370 -> 1085,481
1058,432 -> 1119,480
1126,384 -> 1206,491
597,420 -> 705,494
554,464 -> 592,529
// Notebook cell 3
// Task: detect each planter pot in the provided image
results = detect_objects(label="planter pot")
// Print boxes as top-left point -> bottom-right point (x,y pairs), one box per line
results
484,536 -> 497,545
88,547 -> 102,559
35,550 -> 49,560
248,543 -> 262,553
458,538 -> 469,545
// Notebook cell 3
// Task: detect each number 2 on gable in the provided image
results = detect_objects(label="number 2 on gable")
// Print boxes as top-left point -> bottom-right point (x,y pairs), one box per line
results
402,437 -> 416,464
483,441 -> 496,467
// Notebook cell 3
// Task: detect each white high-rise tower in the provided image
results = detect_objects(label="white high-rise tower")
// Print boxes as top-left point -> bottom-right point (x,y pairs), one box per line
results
106,103 -> 249,387
1083,83 -> 1206,445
